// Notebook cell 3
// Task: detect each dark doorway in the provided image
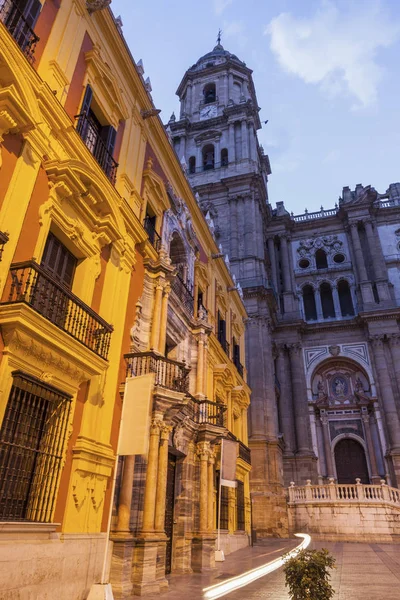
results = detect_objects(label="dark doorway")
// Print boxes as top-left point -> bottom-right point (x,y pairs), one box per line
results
164,453 -> 176,575
334,438 -> 369,484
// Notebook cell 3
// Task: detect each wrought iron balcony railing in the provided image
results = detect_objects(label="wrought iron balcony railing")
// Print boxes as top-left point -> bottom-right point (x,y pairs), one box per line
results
125,351 -> 190,393
234,358 -> 244,378
238,440 -> 251,465
75,113 -> 118,184
193,398 -> 226,428
143,217 -> 161,251
171,273 -> 194,316
0,231 -> 9,262
0,0 -> 39,62
218,336 -> 230,358
2,261 -> 113,359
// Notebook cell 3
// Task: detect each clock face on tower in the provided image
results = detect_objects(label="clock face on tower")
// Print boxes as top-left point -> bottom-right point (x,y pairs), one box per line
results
200,104 -> 218,120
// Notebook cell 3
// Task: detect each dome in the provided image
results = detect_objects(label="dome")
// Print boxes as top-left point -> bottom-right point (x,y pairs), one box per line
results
190,43 -> 244,71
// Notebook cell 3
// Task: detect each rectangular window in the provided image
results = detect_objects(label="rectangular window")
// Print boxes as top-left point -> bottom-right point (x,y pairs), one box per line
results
236,480 -> 245,531
0,0 -> 41,57
0,372 -> 72,522
76,84 -> 118,183
216,472 -> 229,530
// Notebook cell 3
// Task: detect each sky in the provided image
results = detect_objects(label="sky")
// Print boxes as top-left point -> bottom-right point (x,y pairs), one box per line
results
111,0 -> 400,214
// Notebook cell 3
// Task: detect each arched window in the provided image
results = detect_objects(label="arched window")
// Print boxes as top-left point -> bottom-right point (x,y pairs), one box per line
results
202,144 -> 215,170
221,148 -> 228,166
338,280 -> 354,317
170,232 -> 187,281
320,282 -> 335,319
189,156 -> 196,174
203,83 -> 216,104
315,249 -> 328,269
303,285 -> 317,321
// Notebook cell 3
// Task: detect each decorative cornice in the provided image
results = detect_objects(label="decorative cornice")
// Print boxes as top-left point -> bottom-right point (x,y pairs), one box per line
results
86,0 -> 111,14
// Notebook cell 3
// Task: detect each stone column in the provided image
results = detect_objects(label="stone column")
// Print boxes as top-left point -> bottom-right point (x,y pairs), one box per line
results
197,442 -> 210,532
229,123 -> 235,162
150,282 -> 163,352
361,412 -> 380,483
241,120 -> 248,159
280,234 -> 292,292
142,418 -> 162,532
388,334 -> 400,409
349,223 -> 368,282
116,455 -> 135,532
370,336 -> 400,451
320,412 -> 335,478
186,84 -> 192,115
288,345 -> 313,455
364,219 -> 384,279
215,137 -> 221,166
267,238 -> 278,292
315,287 -> 323,320
228,72 -> 234,101
207,451 -> 215,532
191,83 -> 197,114
203,338 -> 209,399
158,285 -> 170,354
276,345 -> 295,454
196,143 -> 202,170
196,332 -> 205,396
154,423 -> 172,532
332,283 -> 341,318
231,199 -> 239,260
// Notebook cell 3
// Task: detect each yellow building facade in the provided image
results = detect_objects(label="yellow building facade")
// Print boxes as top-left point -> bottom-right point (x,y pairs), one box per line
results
0,1 -> 251,598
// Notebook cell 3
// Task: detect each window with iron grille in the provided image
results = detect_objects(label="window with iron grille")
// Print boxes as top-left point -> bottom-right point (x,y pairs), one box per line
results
0,372 -> 72,522
236,480 -> 245,531
216,472 -> 229,530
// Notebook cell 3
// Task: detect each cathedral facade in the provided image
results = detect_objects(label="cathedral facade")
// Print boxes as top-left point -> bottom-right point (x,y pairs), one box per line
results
170,42 -> 400,537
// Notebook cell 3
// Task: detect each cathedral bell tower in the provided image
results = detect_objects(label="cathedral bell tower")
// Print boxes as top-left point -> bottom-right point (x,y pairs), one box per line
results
169,40 -> 290,537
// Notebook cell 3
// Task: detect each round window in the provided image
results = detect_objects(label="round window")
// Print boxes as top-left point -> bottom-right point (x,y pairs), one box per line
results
299,258 -> 310,269
333,253 -> 345,264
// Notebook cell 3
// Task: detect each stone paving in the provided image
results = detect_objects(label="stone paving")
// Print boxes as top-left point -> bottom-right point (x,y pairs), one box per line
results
137,538 -> 400,600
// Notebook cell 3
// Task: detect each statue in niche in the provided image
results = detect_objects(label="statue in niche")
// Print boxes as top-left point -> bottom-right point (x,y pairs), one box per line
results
355,377 -> 364,392
334,377 -> 345,397
317,380 -> 325,398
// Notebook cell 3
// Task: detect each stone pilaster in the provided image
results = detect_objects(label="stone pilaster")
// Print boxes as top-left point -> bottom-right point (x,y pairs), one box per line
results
192,442 -> 216,572
158,285 -> 170,354
150,282 -> 164,352
361,411 -> 380,484
320,412 -> 335,479
142,417 -> 162,533
370,336 -> 400,485
276,345 -> 295,455
267,237 -> 278,292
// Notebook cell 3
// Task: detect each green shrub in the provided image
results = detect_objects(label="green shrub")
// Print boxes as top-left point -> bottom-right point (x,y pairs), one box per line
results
283,548 -> 336,600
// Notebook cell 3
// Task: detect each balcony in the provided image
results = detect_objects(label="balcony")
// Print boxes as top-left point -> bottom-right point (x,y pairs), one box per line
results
218,336 -> 230,358
125,351 -> 190,393
0,0 -> 39,62
193,398 -> 226,428
75,113 -> 118,184
238,440 -> 251,465
2,261 -> 113,359
171,273 -> 194,316
189,160 -> 229,175
0,231 -> 9,261
143,217 -> 161,252
234,358 -> 244,378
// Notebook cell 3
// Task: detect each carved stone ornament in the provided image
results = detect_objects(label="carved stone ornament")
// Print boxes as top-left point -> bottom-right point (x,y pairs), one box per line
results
86,0 -> 112,14
329,345 -> 340,357
297,234 -> 343,258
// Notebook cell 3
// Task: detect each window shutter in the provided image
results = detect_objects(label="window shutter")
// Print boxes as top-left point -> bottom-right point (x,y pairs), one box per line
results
101,125 -> 117,157
41,233 -> 77,290
81,84 -> 93,116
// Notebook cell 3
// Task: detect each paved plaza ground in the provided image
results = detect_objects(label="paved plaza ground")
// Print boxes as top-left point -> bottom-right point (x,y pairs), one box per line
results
140,538 -> 400,600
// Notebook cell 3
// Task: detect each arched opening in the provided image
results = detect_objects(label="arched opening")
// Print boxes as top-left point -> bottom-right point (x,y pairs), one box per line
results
202,144 -> 215,171
203,83 -> 216,104
315,249 -> 328,269
303,285 -> 317,321
188,156 -> 196,174
334,438 -> 369,484
338,280 -> 354,317
320,282 -> 335,319
170,232 -> 187,281
221,148 -> 228,166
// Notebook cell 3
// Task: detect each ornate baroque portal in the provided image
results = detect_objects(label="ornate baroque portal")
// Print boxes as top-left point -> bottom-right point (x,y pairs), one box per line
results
310,359 -> 384,485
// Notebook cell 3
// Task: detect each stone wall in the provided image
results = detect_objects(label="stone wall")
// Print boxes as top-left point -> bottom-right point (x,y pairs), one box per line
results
0,528 -> 107,600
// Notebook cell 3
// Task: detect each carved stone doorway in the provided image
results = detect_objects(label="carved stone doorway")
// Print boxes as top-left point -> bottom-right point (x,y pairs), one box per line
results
334,438 -> 369,484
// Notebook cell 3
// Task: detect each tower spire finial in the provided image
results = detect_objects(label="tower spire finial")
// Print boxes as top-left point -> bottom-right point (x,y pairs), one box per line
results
217,28 -> 222,45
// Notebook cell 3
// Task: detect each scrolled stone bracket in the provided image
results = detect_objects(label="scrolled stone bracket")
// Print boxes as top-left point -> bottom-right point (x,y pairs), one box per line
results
86,0 -> 112,14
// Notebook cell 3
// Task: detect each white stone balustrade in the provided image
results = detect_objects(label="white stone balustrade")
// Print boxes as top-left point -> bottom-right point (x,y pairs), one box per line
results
288,480 -> 400,506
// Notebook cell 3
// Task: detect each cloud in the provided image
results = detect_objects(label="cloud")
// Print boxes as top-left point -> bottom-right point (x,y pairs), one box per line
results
214,0 -> 233,16
266,1 -> 400,108
223,20 -> 247,46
